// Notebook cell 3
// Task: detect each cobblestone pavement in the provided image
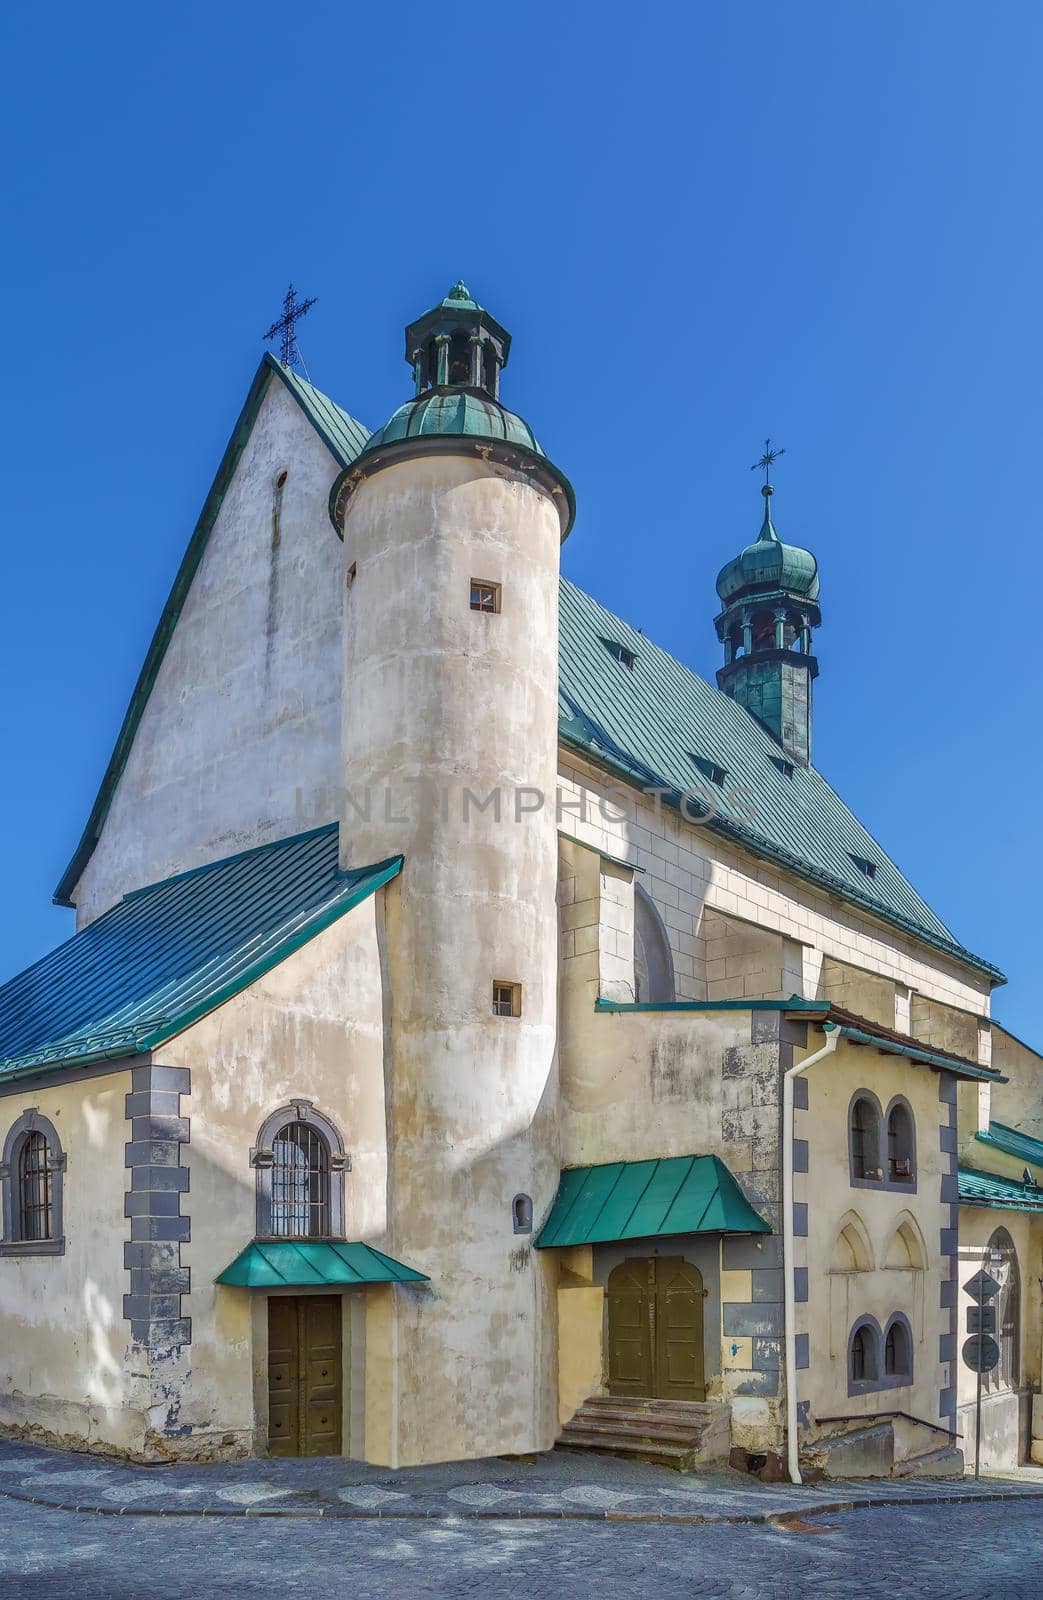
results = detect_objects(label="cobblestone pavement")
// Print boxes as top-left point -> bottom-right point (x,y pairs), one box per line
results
0,1437 -> 1040,1524
0,1496 -> 1039,1598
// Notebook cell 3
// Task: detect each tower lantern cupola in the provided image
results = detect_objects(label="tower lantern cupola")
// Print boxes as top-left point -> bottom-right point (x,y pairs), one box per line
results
714,459 -> 821,765
405,279 -> 511,399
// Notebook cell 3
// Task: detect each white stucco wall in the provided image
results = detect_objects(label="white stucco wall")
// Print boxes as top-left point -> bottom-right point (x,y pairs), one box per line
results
0,1072 -> 139,1454
73,378 -> 345,924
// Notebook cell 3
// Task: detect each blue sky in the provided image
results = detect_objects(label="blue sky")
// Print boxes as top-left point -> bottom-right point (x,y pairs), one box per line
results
1,2 -> 1040,1039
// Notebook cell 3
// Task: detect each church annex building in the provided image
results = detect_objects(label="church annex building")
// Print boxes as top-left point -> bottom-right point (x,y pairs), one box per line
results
0,284 -> 1040,1479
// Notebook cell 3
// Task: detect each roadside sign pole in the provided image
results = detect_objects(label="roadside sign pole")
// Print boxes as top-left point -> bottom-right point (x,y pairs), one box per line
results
974,1318 -> 983,1481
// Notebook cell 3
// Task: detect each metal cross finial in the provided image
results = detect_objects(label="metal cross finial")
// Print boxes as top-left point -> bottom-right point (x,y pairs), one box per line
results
751,438 -> 786,485
263,284 -> 317,368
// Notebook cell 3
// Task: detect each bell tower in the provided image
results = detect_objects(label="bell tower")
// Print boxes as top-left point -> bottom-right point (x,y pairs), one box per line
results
330,284 -> 573,1466
714,469 -> 821,766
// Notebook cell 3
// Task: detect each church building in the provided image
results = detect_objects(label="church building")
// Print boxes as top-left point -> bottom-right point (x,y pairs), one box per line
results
0,283 -> 1040,1477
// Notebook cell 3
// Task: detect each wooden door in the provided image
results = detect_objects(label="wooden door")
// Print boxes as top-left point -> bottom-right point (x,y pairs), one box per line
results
654,1258 -> 705,1400
607,1259 -> 654,1395
267,1295 -> 343,1457
607,1257 -> 705,1401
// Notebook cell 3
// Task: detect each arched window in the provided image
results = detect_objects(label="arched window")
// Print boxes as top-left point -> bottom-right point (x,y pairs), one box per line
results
848,1317 -> 881,1391
849,1092 -> 883,1184
883,1315 -> 913,1382
272,1122 -> 330,1239
512,1194 -> 533,1235
885,1098 -> 916,1185
634,883 -> 675,1004
1,1110 -> 66,1256
251,1102 -> 349,1240
984,1228 -> 1020,1393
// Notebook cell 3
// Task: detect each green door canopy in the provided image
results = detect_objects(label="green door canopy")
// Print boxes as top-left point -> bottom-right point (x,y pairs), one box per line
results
535,1155 -> 770,1249
216,1240 -> 429,1289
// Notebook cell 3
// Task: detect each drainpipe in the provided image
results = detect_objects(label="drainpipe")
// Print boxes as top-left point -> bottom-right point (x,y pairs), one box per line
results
782,1022 -> 839,1485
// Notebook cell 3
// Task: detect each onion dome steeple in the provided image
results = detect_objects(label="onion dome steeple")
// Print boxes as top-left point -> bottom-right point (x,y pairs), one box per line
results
714,449 -> 821,765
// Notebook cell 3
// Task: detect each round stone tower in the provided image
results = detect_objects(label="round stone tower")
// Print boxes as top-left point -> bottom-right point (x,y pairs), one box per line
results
329,282 -> 574,1465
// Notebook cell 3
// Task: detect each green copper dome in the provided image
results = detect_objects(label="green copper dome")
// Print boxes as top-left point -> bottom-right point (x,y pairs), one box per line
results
716,486 -> 820,604
362,389 -> 546,457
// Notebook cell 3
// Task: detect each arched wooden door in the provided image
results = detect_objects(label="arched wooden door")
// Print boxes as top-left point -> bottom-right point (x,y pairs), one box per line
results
607,1257 -> 705,1401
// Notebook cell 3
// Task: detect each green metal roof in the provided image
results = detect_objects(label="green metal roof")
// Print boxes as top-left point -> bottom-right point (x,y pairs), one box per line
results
535,1155 -> 769,1248
216,1239 -> 428,1288
52,355 -> 370,908
958,1165 -> 1043,1212
1,827 -> 401,1084
48,362 -> 1003,985
975,1121 -> 1043,1171
362,391 -> 544,456
716,490 -> 820,604
558,579 -> 1003,982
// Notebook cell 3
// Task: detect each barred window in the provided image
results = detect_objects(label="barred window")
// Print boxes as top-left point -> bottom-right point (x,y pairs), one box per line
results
1,1111 -> 66,1256
252,1101 -> 348,1240
18,1132 -> 52,1242
271,1122 -> 331,1239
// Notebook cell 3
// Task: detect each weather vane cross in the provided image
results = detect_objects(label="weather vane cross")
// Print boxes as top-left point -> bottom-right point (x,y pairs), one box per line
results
263,284 -> 317,368
751,438 -> 785,485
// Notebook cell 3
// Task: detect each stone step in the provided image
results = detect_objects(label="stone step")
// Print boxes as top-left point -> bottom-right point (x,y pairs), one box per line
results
578,1398 -> 717,1425
561,1416 -> 711,1448
557,1431 -> 696,1469
557,1394 -> 732,1471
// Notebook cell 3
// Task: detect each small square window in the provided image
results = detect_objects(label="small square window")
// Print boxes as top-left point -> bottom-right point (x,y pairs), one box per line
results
470,580 -> 501,614
493,980 -> 522,1018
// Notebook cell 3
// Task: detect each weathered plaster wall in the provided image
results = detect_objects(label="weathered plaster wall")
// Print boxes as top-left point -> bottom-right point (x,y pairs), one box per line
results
339,454 -> 563,1466
0,1072 -> 137,1454
794,1040 -> 954,1441
157,894 -> 391,1459
817,956 -> 896,1029
556,752 -> 992,1019
74,378 -> 345,924
986,1025 -> 1043,1146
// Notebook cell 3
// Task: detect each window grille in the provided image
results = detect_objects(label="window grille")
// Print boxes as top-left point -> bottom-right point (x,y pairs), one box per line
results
18,1132 -> 52,1242
493,981 -> 521,1018
271,1122 -> 331,1239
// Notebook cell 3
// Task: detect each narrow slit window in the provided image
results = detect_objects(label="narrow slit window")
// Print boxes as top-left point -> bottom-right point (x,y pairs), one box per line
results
493,980 -> 522,1018
470,580 -> 501,614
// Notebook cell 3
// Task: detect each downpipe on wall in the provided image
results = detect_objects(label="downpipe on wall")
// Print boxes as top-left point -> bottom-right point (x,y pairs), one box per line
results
782,1023 -> 839,1485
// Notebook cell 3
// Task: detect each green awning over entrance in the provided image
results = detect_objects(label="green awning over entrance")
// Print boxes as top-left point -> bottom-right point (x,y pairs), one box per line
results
216,1240 -> 429,1288
535,1155 -> 770,1249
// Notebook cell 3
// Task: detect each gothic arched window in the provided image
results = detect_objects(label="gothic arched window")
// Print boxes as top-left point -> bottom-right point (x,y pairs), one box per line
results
1,1110 -> 66,1256
252,1102 -> 349,1240
883,1315 -> 913,1382
634,883 -> 676,1005
849,1092 -> 883,1184
848,1317 -> 881,1390
885,1098 -> 916,1185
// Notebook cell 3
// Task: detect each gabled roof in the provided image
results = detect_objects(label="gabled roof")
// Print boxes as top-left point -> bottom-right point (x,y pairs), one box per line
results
2,826 -> 400,1084
535,1154 -> 769,1248
50,362 -> 1002,986
53,356 -> 370,908
958,1165 -> 1043,1212
559,580 -> 1003,982
975,1121 -> 1043,1171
